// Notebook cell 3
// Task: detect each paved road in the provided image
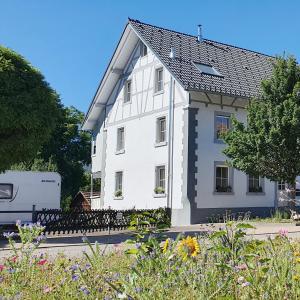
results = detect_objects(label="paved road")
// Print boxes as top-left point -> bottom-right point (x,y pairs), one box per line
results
1,222 -> 300,258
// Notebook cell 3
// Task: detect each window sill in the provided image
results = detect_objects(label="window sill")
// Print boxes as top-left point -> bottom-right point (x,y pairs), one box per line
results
214,139 -> 225,144
91,154 -> 96,157
154,141 -> 167,148
153,193 -> 166,198
246,192 -> 265,196
115,149 -> 125,155
153,90 -> 164,96
123,100 -> 131,105
213,192 -> 234,195
114,196 -> 124,200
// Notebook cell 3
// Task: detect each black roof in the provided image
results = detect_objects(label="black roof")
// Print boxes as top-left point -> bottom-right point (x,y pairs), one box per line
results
129,19 -> 274,98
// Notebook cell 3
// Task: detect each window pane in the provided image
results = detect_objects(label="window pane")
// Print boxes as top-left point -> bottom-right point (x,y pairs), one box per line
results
115,172 -> 123,191
156,166 -> 165,190
156,68 -> 163,92
157,117 -> 166,143
117,127 -> 125,151
124,80 -> 131,103
216,115 -> 230,139
0,184 -> 13,199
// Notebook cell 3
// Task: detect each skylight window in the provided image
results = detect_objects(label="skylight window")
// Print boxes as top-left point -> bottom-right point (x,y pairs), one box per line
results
194,62 -> 223,77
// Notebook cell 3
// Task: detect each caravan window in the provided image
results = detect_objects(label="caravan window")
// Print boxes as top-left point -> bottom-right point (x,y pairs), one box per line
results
0,184 -> 13,199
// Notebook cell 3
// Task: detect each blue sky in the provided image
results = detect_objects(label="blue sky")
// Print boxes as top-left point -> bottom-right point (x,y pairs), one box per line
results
1,0 -> 299,113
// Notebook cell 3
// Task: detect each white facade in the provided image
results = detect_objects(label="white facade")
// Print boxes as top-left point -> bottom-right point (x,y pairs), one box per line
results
83,22 -> 280,225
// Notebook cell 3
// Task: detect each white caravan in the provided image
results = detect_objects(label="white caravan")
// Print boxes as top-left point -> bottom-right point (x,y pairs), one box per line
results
0,171 -> 61,224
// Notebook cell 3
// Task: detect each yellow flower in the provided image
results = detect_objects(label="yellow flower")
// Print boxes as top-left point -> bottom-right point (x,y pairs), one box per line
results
294,275 -> 300,281
295,258 -> 300,263
294,251 -> 300,257
162,239 -> 170,253
177,236 -> 200,261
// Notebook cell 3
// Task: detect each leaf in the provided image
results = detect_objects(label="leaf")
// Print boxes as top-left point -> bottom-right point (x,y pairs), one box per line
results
236,223 -> 256,230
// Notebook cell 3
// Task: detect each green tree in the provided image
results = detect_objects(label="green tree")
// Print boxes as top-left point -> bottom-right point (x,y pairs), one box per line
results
0,46 -> 61,171
224,56 -> 300,197
40,106 -> 91,203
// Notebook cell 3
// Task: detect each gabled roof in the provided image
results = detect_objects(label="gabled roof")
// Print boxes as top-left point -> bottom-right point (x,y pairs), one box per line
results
83,19 -> 275,130
129,18 -> 274,98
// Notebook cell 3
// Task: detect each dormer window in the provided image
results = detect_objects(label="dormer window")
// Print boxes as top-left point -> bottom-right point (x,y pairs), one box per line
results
194,62 -> 223,77
140,42 -> 147,57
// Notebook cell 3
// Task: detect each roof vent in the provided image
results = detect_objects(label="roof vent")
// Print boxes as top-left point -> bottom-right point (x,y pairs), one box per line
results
197,25 -> 203,42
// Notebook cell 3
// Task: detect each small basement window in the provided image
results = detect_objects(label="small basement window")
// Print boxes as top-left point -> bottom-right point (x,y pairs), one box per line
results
0,184 -> 13,199
194,62 -> 222,77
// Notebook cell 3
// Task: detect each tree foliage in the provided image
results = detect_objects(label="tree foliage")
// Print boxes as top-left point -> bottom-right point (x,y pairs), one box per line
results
0,46 -> 61,172
40,106 -> 91,201
224,56 -> 300,185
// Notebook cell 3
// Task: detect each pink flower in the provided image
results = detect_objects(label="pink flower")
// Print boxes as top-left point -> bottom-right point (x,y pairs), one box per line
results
10,256 -> 17,263
43,286 -> 52,293
242,282 -> 251,287
0,265 -> 5,272
278,229 -> 288,237
235,264 -> 247,271
37,259 -> 48,266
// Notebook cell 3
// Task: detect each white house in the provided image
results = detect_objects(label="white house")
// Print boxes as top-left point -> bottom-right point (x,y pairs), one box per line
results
82,19 -> 286,225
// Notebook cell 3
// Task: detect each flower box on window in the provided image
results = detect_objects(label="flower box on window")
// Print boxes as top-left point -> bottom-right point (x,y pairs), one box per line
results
216,186 -> 232,193
249,186 -> 263,193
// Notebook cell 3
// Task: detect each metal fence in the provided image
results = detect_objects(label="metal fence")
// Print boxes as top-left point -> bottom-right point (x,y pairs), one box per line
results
0,207 -> 170,235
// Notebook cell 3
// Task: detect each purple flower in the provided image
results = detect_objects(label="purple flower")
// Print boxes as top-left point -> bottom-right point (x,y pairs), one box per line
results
82,236 -> 88,243
242,282 -> 251,287
16,220 -> 21,226
8,268 -> 16,274
79,286 -> 90,295
70,264 -> 79,271
72,274 -> 79,281
3,232 -> 16,238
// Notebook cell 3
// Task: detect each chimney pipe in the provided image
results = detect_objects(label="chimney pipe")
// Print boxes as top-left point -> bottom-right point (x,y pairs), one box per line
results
197,24 -> 203,42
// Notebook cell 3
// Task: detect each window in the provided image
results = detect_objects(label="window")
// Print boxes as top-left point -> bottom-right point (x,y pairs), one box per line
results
156,117 -> 166,143
92,137 -> 96,155
155,166 -> 166,194
0,184 -> 13,199
194,62 -> 223,77
248,175 -> 263,193
140,42 -> 147,57
215,113 -> 230,141
278,181 -> 286,191
155,68 -> 164,93
116,127 -> 125,152
115,172 -> 123,197
214,162 -> 233,193
124,80 -> 131,103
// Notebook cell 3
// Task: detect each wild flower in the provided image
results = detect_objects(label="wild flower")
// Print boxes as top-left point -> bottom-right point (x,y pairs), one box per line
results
294,251 -> 300,257
70,264 -> 79,271
79,286 -> 90,295
177,236 -> 200,261
237,276 -> 245,284
72,274 -> 79,281
3,232 -> 17,238
235,263 -> 247,271
293,275 -> 300,281
278,229 -> 288,237
16,220 -> 21,227
162,238 -> 170,253
0,265 -> 5,272
241,282 -> 251,287
43,286 -> 53,293
37,259 -> 48,266
82,236 -> 89,243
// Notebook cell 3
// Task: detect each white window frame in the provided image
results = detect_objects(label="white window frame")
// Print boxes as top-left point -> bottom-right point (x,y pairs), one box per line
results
154,67 -> 164,93
92,136 -> 96,156
278,181 -> 286,191
154,165 -> 166,197
115,171 -> 123,198
0,183 -> 13,199
155,116 -> 167,145
214,111 -> 231,143
124,80 -> 132,103
214,161 -> 234,194
140,42 -> 147,57
116,127 -> 125,153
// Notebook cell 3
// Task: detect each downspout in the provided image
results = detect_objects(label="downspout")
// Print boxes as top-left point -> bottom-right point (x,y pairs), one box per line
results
167,47 -> 175,212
